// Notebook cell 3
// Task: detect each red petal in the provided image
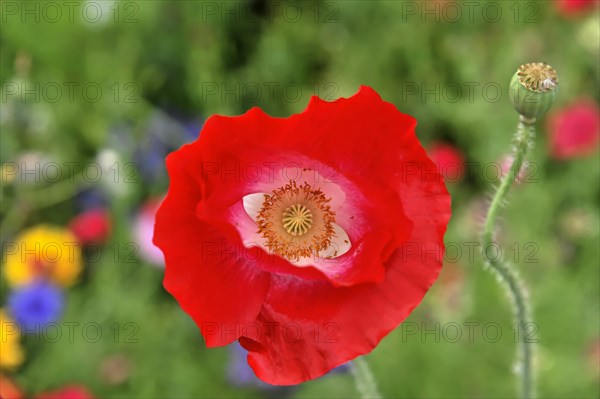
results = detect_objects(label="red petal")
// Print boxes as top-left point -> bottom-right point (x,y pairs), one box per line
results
154,144 -> 271,347
156,86 -> 451,382
238,87 -> 451,384
187,87 -> 415,287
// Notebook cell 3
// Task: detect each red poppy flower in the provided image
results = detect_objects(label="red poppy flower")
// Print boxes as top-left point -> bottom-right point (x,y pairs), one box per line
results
154,86 -> 451,385
36,385 -> 93,399
547,99 -> 600,160
69,208 -> 111,244
555,0 -> 600,16
427,142 -> 465,183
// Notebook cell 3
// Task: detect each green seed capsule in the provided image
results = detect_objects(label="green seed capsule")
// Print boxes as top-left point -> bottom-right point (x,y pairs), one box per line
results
509,63 -> 558,119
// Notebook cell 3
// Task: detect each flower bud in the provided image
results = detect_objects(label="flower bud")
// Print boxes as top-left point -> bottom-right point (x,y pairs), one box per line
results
509,62 -> 558,119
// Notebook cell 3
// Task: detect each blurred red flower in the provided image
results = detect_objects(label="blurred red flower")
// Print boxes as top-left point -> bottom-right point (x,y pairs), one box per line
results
588,337 -> 600,378
499,155 -> 530,185
427,142 -> 465,183
134,198 -> 165,267
555,0 -> 600,15
154,86 -> 451,385
430,260 -> 471,321
69,209 -> 111,244
0,374 -> 22,399
36,386 -> 93,399
547,99 -> 600,160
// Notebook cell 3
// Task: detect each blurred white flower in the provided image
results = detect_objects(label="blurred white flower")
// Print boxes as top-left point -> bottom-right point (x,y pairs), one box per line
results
134,197 -> 165,267
96,148 -> 130,198
81,0 -> 115,27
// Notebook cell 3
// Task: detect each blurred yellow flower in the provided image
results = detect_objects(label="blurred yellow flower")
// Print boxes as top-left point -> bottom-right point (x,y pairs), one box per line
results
0,310 -> 24,370
3,225 -> 82,287
1,163 -> 16,185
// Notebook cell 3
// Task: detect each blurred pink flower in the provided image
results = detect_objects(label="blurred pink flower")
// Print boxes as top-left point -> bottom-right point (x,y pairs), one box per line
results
424,258 -> 473,325
587,337 -> 600,378
555,0 -> 600,16
434,261 -> 468,314
36,385 -> 93,399
69,209 -> 111,244
134,198 -> 165,267
427,142 -> 465,183
99,354 -> 132,385
499,155 -> 530,185
465,196 -> 488,233
547,99 -> 600,159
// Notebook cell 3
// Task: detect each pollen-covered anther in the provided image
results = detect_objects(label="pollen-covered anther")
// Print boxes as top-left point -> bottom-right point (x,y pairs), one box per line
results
256,180 -> 336,261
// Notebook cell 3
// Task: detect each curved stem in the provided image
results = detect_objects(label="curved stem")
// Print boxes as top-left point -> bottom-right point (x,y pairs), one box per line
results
482,117 -> 536,398
24,170 -> 91,209
349,356 -> 382,399
0,171 -> 90,240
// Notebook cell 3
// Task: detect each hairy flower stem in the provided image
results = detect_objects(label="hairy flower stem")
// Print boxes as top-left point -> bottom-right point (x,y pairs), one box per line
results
482,115 -> 536,398
349,356 -> 382,399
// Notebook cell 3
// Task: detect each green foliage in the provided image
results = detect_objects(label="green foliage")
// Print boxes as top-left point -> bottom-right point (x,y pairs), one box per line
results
1,1 -> 598,398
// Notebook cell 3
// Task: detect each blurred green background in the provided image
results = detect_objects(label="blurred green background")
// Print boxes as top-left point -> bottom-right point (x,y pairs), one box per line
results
1,0 -> 599,398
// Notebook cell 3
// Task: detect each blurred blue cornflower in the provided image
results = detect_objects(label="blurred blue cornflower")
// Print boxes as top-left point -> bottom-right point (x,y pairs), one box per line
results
227,341 -> 296,398
227,341 -> 263,388
8,280 -> 64,331
227,341 -> 349,397
135,134 -> 169,182
134,110 -> 202,183
75,188 -> 109,212
182,119 -> 203,141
